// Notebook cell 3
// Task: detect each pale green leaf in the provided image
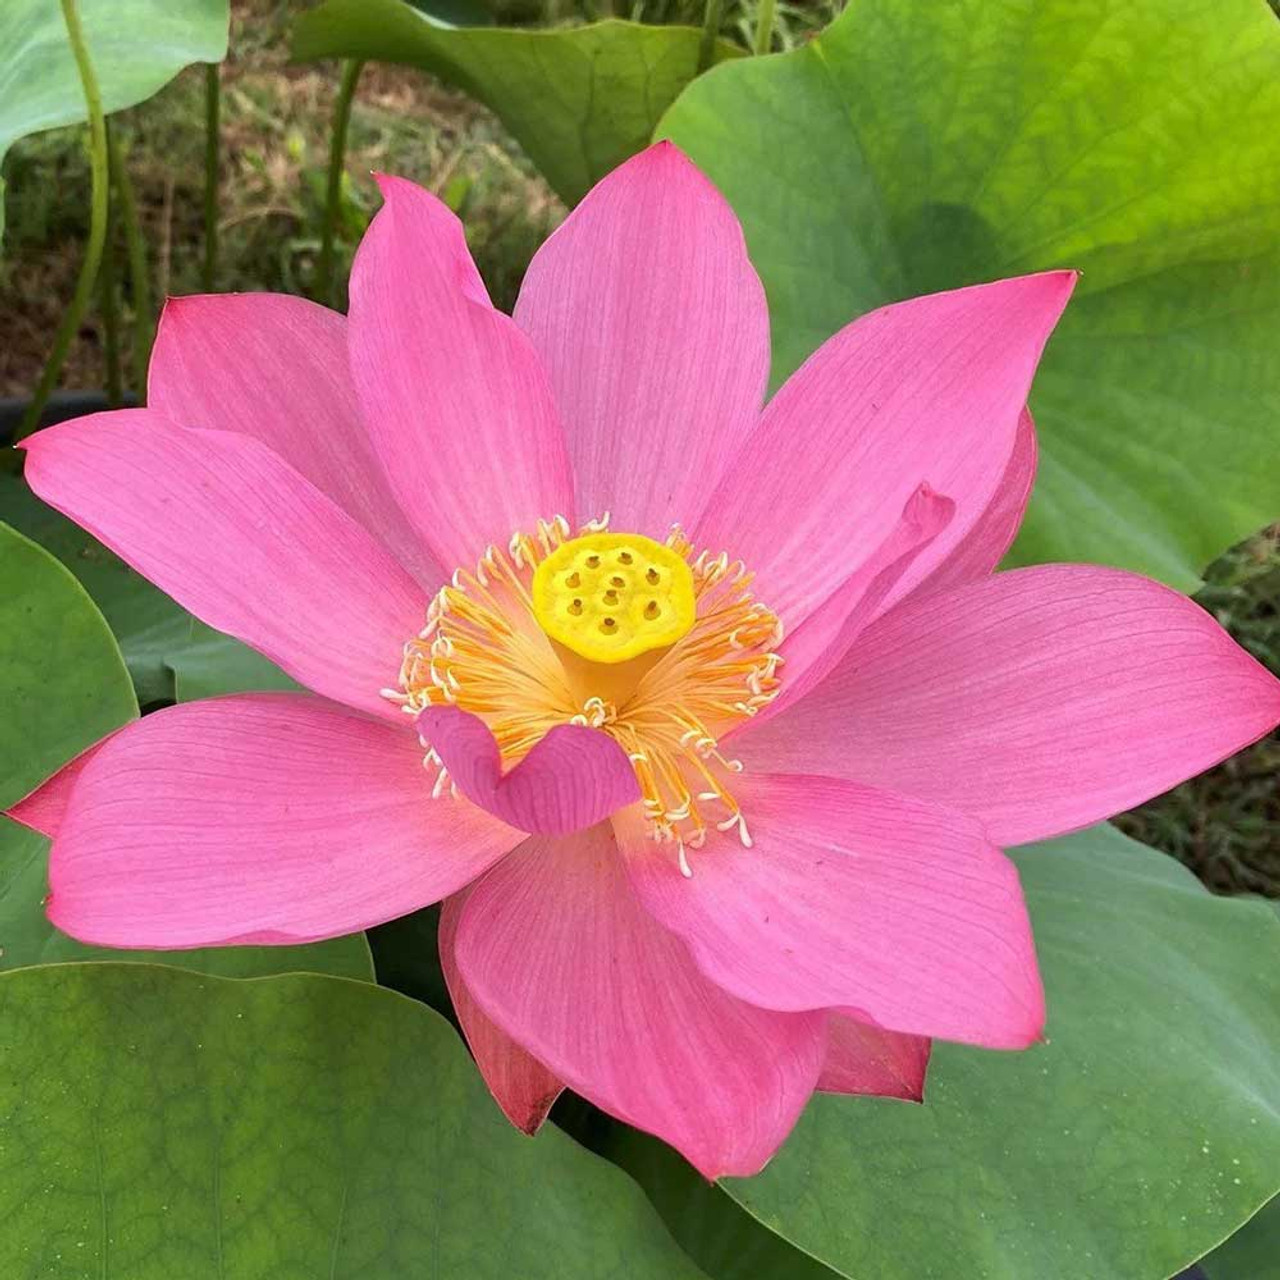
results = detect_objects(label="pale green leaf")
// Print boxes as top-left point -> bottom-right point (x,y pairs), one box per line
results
0,0 -> 229,243
660,0 -> 1280,588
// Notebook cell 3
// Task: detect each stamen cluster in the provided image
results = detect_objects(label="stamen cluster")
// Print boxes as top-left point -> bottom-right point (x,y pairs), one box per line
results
385,517 -> 784,867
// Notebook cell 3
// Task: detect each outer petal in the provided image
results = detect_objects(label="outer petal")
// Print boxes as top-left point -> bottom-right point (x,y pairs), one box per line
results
695,272 -> 1075,629
906,408 -> 1037,599
820,1011 -> 931,1102
513,142 -> 770,535
48,694 -> 518,948
348,175 -> 574,570
21,410 -> 423,719
417,706 -> 640,835
618,774 -> 1043,1049
439,888 -> 563,1134
149,293 -> 440,586
454,822 -> 826,1179
747,566 -> 1280,845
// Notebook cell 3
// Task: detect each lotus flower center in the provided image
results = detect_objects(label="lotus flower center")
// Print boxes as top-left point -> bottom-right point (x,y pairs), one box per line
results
530,532 -> 696,664
386,516 -> 784,864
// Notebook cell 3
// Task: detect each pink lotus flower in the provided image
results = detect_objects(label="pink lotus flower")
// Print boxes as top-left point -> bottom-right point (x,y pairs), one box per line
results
11,143 -> 1280,1179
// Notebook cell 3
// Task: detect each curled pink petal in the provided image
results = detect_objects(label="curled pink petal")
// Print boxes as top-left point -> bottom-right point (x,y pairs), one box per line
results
440,888 -> 563,1134
149,293 -> 440,586
21,411 -> 424,720
514,142 -> 769,535
695,272 -> 1075,630
454,822 -> 827,1180
618,774 -> 1044,1049
348,175 -> 574,570
820,1011 -> 932,1102
48,694 -> 517,948
749,565 -> 1280,845
417,706 -> 640,835
906,407 -> 1037,599
755,482 -> 954,726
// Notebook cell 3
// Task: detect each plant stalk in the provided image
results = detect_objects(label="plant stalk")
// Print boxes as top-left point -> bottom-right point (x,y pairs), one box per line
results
100,178 -> 123,407
202,62 -> 221,291
752,0 -> 777,55
317,59 -> 364,307
17,0 -> 109,442
108,128 -> 154,395
697,0 -> 723,73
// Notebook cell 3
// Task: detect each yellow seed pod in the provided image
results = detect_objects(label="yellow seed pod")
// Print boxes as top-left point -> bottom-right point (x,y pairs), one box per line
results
531,532 -> 697,664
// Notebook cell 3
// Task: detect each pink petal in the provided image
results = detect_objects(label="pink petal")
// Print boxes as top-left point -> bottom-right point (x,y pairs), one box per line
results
49,694 -> 518,948
439,888 -> 563,1134
21,411 -> 425,719
347,175 -> 574,571
5,734 -> 119,838
907,408 -> 1037,599
695,272 -> 1075,629
417,706 -> 639,835
618,774 -> 1044,1049
513,142 -> 769,535
747,566 -> 1280,845
149,293 -> 440,586
820,1011 -> 931,1102
753,482 -> 954,728
454,822 -> 826,1179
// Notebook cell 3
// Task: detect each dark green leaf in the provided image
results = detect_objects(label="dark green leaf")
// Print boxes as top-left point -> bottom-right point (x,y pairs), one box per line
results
1200,1195 -> 1280,1279
660,0 -> 1280,589
0,963 -> 707,1278
0,521 -> 136,808
292,0 -> 741,205
601,1125 -> 841,1280
366,903 -> 454,1018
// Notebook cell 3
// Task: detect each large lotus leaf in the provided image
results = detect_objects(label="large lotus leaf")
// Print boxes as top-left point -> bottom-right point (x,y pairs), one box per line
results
0,521 -> 136,808
0,816 -> 374,981
291,0 -> 741,205
0,471 -> 295,705
612,825 -> 1279,1280
0,963 -> 706,1278
0,0 -> 229,242
659,0 -> 1280,590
